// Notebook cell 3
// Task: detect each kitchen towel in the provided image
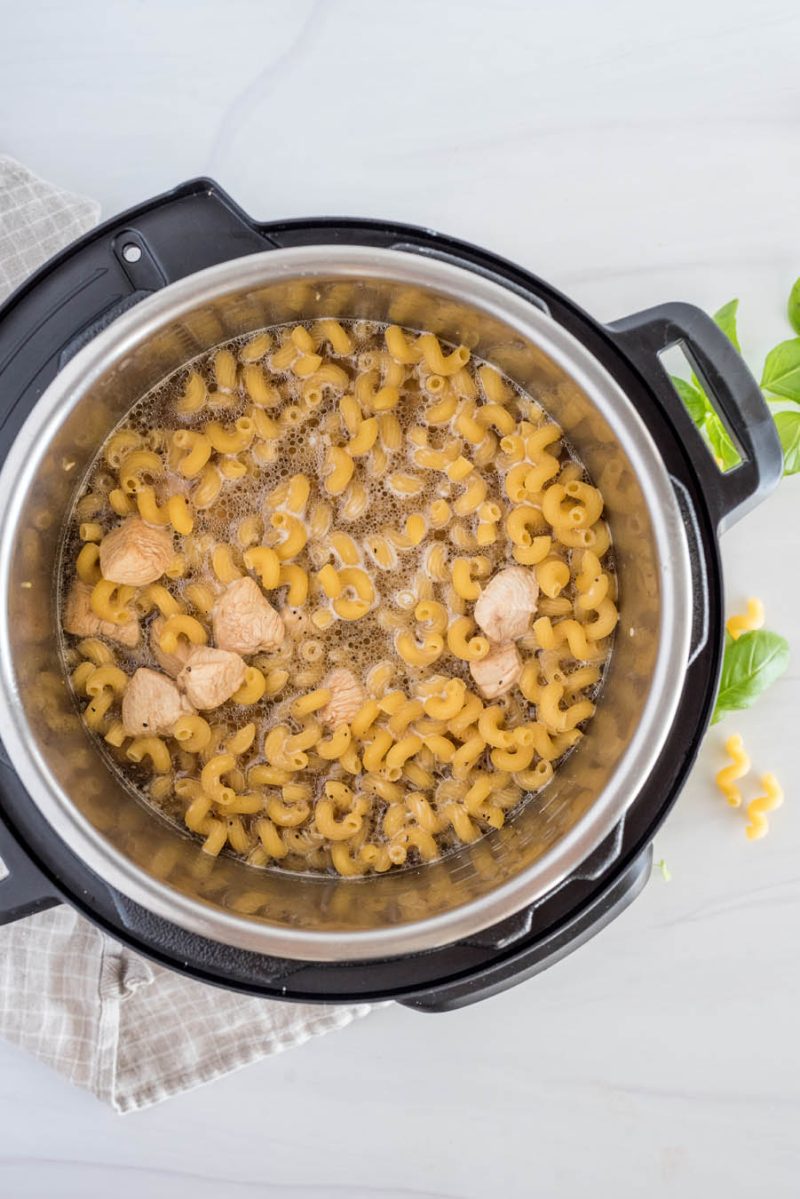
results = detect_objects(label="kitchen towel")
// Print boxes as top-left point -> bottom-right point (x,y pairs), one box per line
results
0,156 -> 372,1114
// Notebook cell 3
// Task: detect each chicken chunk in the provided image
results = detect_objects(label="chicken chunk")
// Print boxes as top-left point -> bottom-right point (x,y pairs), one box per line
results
99,517 -> 174,587
319,668 -> 367,728
177,646 -> 247,710
63,579 -> 140,647
474,566 -> 539,644
470,642 -> 522,700
212,577 -> 284,656
121,667 -> 194,736
281,605 -> 312,640
149,615 -> 191,678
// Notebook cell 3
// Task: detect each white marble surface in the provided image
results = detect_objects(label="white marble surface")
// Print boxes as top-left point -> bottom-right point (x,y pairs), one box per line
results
1,1 -> 800,1195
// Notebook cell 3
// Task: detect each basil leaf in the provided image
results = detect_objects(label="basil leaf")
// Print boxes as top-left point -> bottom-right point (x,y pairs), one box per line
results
760,337 -> 800,402
712,630 -> 790,724
774,409 -> 800,475
714,298 -> 741,352
670,375 -> 708,424
702,411 -> 740,470
788,277 -> 800,336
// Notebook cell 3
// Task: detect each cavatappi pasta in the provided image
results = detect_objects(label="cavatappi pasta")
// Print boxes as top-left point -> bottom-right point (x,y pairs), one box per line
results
60,319 -> 618,876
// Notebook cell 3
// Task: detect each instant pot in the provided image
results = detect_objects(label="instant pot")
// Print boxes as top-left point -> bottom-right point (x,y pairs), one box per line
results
0,179 -> 782,1009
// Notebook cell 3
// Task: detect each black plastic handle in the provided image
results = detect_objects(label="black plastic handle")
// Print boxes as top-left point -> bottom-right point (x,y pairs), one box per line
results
0,178 -> 271,452
0,785 -> 60,924
400,846 -> 653,1012
607,302 -> 783,531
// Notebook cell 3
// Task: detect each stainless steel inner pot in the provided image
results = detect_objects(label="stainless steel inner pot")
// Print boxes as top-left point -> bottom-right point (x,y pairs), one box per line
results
0,247 -> 693,960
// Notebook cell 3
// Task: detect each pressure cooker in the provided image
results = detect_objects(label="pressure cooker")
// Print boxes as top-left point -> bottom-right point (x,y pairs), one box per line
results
0,179 -> 782,1009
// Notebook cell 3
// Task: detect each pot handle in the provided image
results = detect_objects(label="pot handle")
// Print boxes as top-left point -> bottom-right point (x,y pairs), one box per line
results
607,302 -> 783,531
0,179 -> 271,448
0,803 -> 61,925
400,846 -> 652,1012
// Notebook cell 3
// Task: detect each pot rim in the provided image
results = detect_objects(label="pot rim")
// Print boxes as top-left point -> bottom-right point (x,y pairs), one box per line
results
0,245 -> 693,960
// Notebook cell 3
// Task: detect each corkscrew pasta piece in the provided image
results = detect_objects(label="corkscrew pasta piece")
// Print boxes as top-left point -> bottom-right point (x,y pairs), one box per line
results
205,417 -> 255,455
346,416 -> 379,457
90,579 -> 136,625
279,564 -> 309,606
446,616 -> 490,662
574,550 -> 610,613
103,429 -> 142,469
285,473 -> 311,514
188,467 -> 222,518
395,629 -> 445,668
241,362 -> 278,408
744,773 -> 784,840
503,463 -> 531,505
211,544 -> 243,585
243,545 -> 281,589
715,734 -> 750,808
240,332 -> 273,364
324,447 -> 355,495
476,403 -> 516,436
77,638 -> 116,667
183,581 -> 217,616
384,514 -> 427,550
132,486 -> 167,527
385,325 -> 422,364
76,542 -> 102,584
425,389 -> 458,424
507,506 -> 547,549
478,364 -> 511,405
377,412 -> 402,452
535,556 -> 571,598
533,616 -> 590,660
312,318 -> 352,355
453,401 -> 484,446
126,736 -> 172,774
172,713 -> 212,753
726,598 -> 765,641
270,511 -> 308,560
71,659 -> 97,695
583,598 -> 619,642
107,487 -> 132,515
249,408 -> 279,441
417,333 -> 470,376
118,449 -> 163,495
210,349 -> 237,392
536,681 -> 595,734
175,372 -> 207,415
104,720 -> 128,748
388,698 -> 425,737
85,666 -> 128,700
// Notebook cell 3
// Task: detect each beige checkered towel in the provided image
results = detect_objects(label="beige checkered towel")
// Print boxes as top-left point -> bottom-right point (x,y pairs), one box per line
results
0,157 -> 371,1114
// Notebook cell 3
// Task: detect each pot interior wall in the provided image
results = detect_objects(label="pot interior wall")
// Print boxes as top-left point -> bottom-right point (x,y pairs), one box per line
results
7,265 -> 660,936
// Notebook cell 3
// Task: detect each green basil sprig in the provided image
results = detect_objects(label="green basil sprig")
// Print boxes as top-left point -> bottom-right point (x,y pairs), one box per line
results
712,630 -> 790,724
761,338 -> 800,400
788,277 -> 800,336
760,289 -> 800,473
